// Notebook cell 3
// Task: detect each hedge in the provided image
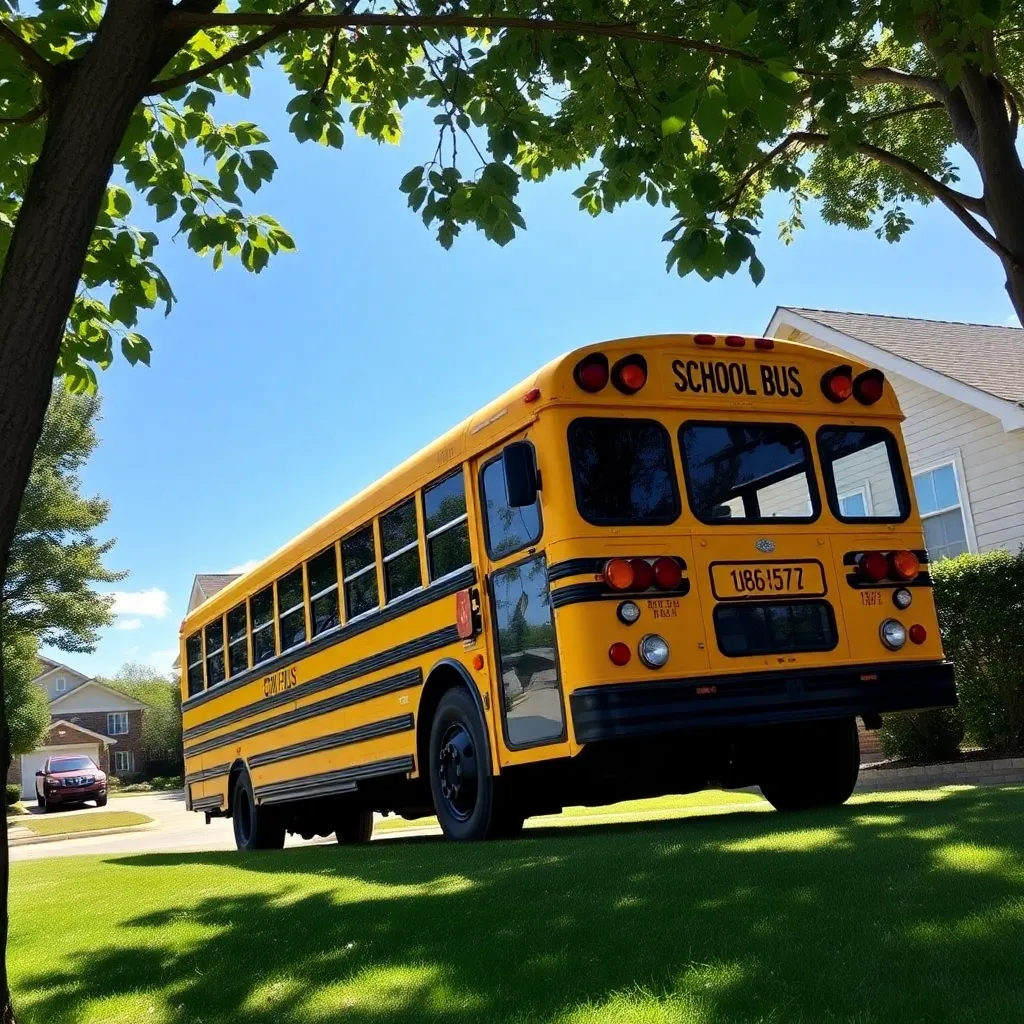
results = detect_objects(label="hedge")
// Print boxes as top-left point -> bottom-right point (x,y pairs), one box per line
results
5,783 -> 20,807
880,549 -> 1024,759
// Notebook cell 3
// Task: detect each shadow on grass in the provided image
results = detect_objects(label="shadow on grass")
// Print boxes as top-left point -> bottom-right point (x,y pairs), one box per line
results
16,787 -> 1024,1023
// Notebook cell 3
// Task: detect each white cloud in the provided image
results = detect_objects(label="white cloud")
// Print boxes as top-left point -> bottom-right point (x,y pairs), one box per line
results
147,647 -> 180,674
227,559 -> 260,575
109,588 -> 170,619
115,618 -> 142,631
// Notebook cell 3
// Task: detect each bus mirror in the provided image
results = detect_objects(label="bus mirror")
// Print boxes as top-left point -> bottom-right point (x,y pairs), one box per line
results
503,442 -> 539,507
712,504 -> 732,519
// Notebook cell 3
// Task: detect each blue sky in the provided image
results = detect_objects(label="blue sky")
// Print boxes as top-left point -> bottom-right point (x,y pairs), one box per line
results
55,70 -> 1018,680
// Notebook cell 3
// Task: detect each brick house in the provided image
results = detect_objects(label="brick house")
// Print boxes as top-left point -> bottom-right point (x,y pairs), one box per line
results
7,657 -> 147,800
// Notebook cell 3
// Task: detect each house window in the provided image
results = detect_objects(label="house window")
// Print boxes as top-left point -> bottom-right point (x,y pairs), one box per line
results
54,676 -> 67,693
107,712 -> 129,736
114,749 -> 134,773
839,489 -> 870,518
913,462 -> 969,560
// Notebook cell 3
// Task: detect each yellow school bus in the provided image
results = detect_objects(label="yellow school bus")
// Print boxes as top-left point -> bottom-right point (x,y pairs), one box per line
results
179,333 -> 956,848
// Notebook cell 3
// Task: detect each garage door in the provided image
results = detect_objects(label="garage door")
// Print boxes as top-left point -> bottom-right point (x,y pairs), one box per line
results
20,744 -> 100,800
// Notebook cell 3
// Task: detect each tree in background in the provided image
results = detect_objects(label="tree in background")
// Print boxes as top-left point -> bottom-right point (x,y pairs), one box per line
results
103,663 -> 183,776
2,383 -> 123,653
1,1 -> 1023,1019
1,632 -> 48,760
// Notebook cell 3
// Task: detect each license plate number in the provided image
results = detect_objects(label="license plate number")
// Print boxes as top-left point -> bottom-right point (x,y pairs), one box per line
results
711,562 -> 825,599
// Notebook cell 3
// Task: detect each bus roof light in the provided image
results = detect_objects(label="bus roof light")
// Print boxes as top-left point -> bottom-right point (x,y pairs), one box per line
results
853,369 -> 885,405
725,335 -> 746,348
523,387 -> 541,404
755,338 -> 775,350
604,558 -> 635,591
574,354 -> 609,393
694,334 -> 716,346
653,557 -> 682,590
612,355 -> 648,395
630,558 -> 654,591
822,365 -> 854,403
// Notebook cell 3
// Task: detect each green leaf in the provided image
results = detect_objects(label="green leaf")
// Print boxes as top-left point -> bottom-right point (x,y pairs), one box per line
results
399,166 -> 424,194
121,332 -> 152,367
749,255 -> 765,285
106,187 -> 132,218
661,115 -> 686,137
695,87 -> 728,144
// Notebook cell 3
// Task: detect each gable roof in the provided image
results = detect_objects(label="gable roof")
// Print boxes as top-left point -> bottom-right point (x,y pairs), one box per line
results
779,307 -> 1024,404
767,307 -> 1024,433
48,679 -> 146,711
46,719 -> 119,746
187,573 -> 242,615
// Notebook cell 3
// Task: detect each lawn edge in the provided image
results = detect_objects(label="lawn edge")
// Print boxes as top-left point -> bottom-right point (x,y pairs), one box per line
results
8,821 -> 156,847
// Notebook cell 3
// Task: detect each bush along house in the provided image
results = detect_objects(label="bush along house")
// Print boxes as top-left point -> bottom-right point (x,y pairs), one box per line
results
6,657 -> 147,800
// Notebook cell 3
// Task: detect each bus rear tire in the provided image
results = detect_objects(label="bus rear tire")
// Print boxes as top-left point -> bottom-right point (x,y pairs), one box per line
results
232,772 -> 285,851
336,809 -> 373,844
759,717 -> 860,812
428,687 -> 517,841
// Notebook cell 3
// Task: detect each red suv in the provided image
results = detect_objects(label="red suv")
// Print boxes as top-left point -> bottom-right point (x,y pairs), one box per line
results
35,755 -> 108,811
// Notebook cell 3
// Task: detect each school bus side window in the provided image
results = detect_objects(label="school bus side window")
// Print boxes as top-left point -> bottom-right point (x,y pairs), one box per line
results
251,586 -> 276,665
381,499 -> 422,603
482,453 -> 541,560
226,603 -> 249,676
308,546 -> 340,636
205,618 -> 225,687
185,633 -> 203,696
343,525 -> 379,618
424,471 -> 471,580
277,567 -> 306,651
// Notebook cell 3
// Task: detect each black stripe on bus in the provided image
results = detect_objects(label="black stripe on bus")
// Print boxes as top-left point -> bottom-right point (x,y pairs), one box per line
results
248,714 -> 414,769
548,555 -> 689,582
254,755 -> 415,805
185,763 -> 230,786
182,567 -> 475,712
183,668 -> 421,757
551,578 -> 691,609
191,795 -> 224,812
845,573 -> 933,590
183,624 -> 456,743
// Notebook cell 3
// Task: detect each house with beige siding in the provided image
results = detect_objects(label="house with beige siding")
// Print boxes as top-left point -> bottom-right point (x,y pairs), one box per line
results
767,308 -> 1024,560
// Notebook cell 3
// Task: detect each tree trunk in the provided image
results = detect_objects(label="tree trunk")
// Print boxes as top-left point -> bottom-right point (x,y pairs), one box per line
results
0,4 -> 182,1020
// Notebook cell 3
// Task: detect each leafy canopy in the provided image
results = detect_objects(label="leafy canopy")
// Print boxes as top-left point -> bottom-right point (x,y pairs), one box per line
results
2,629 -> 49,758
1,382 -> 123,652
2,0 -> 1022,391
103,663 -> 183,766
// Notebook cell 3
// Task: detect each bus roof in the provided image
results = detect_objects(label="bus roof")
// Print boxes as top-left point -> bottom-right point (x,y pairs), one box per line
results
182,332 -> 896,629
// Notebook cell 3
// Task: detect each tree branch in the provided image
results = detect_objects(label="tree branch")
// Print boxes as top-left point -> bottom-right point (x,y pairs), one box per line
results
0,99 -> 47,125
147,0 -> 318,95
792,131 -> 1016,267
855,66 -> 948,103
0,18 -> 55,89
315,28 -> 341,101
866,100 -> 944,124
724,134 -> 799,211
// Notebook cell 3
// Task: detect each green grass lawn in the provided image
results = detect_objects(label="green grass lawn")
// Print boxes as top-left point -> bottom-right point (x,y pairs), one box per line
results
13,810 -> 151,837
10,786 -> 1024,1024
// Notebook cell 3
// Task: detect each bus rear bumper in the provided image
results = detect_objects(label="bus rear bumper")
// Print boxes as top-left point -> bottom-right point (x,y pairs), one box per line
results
569,660 -> 956,744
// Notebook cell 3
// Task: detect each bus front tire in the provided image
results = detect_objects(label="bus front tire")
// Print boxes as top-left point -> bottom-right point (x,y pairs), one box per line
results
232,772 -> 285,851
758,717 -> 860,813
336,809 -> 373,844
428,687 -> 522,841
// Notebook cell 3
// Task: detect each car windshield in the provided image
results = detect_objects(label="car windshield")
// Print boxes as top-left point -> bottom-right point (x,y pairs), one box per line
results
49,756 -> 95,772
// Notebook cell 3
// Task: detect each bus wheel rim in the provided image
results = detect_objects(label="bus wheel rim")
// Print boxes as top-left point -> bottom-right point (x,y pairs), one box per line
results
438,723 -> 477,821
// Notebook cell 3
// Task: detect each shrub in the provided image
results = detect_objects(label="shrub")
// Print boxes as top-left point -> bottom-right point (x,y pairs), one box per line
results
114,771 -> 142,786
932,549 -> 1024,753
879,708 -> 965,762
149,776 -> 183,791
106,776 -> 121,792
5,783 -> 20,806
119,783 -> 152,793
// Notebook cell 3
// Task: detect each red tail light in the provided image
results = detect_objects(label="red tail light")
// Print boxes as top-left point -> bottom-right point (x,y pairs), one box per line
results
652,557 -> 682,590
575,354 -> 609,393
822,365 -> 854,402
609,642 -> 631,666
853,369 -> 885,405
858,551 -> 889,582
604,558 -> 634,591
908,624 -> 927,644
890,550 -> 920,580
630,558 -> 654,591
612,355 -> 648,395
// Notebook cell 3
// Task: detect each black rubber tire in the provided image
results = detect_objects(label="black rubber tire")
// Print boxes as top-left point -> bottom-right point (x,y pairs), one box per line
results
428,687 -> 513,841
96,794 -> 108,808
759,717 -> 860,812
336,809 -> 373,844
232,772 -> 285,851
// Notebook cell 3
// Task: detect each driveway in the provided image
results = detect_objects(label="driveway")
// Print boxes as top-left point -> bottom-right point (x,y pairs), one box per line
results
8,791 -> 361,861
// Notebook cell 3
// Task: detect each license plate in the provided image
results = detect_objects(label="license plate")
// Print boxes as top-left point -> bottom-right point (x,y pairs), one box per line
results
711,561 -> 826,600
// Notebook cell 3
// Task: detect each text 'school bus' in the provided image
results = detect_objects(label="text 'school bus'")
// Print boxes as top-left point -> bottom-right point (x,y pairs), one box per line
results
179,334 -> 957,849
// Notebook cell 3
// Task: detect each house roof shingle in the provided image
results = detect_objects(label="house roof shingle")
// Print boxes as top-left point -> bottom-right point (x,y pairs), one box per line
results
782,308 -> 1024,406
194,573 -> 241,599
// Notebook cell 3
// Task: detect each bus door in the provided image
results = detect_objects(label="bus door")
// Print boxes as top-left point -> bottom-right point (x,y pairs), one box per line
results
474,437 -> 569,761
679,419 -> 852,673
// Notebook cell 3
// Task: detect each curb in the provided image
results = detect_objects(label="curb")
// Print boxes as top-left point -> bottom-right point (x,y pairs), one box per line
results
8,821 -> 156,847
